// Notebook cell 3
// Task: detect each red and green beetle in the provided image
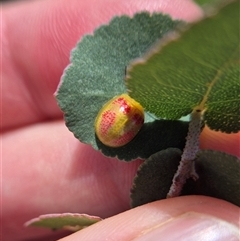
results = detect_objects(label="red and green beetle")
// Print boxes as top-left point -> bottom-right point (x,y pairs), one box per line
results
95,94 -> 144,147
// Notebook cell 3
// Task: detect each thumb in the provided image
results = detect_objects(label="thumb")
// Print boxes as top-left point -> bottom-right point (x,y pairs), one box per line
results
58,196 -> 239,241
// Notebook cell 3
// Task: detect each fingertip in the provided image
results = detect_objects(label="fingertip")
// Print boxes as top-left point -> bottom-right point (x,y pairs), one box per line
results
58,196 -> 239,241
133,213 -> 238,241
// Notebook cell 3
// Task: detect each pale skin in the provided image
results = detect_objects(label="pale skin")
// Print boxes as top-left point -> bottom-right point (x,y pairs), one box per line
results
2,0 -> 240,240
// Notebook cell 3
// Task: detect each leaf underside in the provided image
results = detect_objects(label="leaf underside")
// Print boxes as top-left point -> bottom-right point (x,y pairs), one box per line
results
126,1 -> 240,133
131,148 -> 240,208
25,213 -> 102,232
131,148 -> 181,207
56,12 -> 181,158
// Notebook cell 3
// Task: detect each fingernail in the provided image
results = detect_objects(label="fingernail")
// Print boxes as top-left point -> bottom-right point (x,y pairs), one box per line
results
132,212 -> 239,241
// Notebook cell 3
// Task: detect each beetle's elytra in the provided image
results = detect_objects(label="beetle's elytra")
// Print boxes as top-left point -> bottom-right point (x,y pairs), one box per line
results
95,94 -> 144,147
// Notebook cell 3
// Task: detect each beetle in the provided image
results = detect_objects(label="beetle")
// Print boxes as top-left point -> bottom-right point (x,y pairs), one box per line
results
95,94 -> 144,147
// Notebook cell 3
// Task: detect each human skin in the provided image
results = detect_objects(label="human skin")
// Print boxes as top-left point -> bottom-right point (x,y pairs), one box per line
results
1,0 -> 240,241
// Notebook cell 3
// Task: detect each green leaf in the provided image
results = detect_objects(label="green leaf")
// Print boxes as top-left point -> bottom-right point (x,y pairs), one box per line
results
56,13 -> 180,152
131,148 -> 182,208
131,148 -> 240,208
193,0 -> 219,6
183,150 -> 240,206
25,213 -> 102,232
194,0 -> 230,7
97,120 -> 189,161
126,1 -> 240,133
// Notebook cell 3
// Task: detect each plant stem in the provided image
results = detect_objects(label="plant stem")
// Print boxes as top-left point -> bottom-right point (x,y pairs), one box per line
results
167,109 -> 203,198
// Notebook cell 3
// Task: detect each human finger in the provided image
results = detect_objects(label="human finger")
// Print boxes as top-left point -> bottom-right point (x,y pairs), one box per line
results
58,196 -> 239,241
2,121 -> 142,241
2,0 -> 203,130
